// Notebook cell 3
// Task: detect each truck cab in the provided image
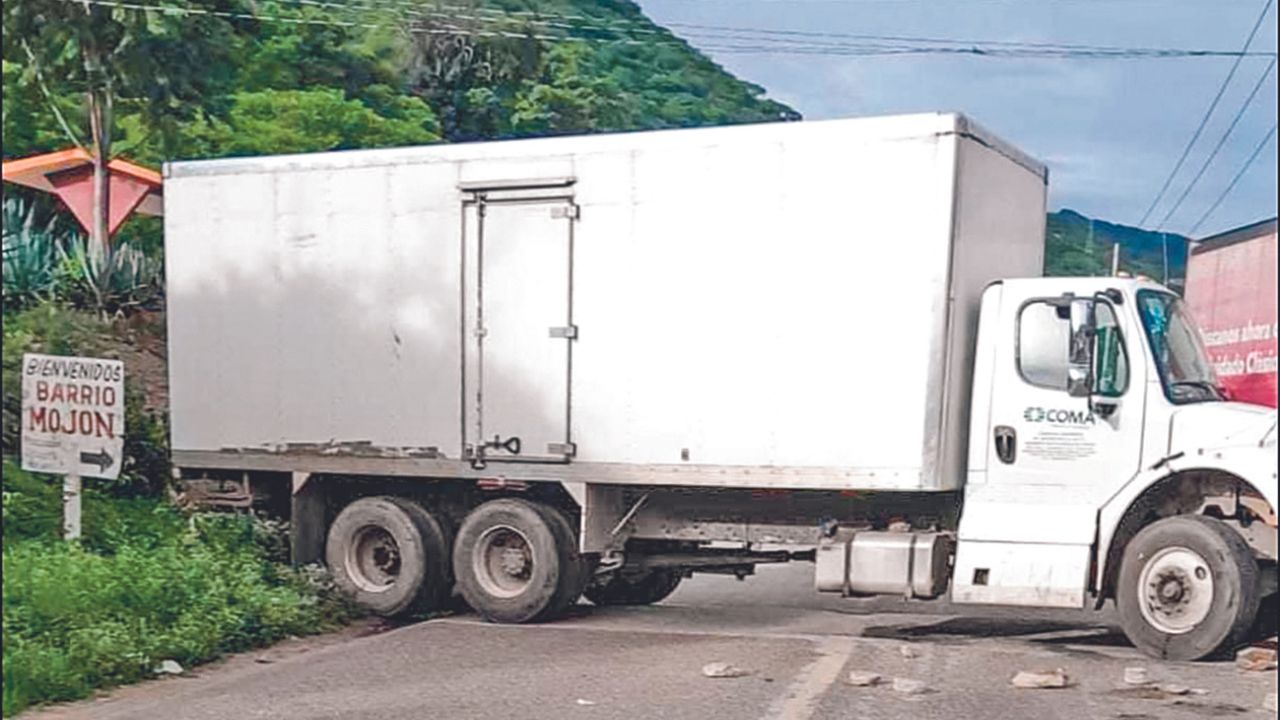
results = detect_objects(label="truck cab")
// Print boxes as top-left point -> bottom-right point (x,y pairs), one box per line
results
952,276 -> 1276,659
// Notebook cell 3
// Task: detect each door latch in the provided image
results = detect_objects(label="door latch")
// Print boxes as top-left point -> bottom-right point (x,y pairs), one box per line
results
484,434 -> 521,456
993,426 -> 1016,465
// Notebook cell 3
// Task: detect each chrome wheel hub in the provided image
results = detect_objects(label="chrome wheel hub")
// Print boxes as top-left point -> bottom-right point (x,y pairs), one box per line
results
347,525 -> 402,593
474,525 -> 535,598
1138,546 -> 1213,635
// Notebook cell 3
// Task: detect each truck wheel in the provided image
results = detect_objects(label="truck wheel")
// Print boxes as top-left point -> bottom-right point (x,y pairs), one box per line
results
585,569 -> 683,606
453,499 -> 578,623
531,504 -> 591,615
1252,593 -> 1278,640
1117,515 -> 1260,661
326,496 -> 452,617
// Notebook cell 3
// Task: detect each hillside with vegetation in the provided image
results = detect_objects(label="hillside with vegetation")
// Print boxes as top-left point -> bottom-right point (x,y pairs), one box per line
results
3,0 -> 798,165
1046,209 -> 1190,290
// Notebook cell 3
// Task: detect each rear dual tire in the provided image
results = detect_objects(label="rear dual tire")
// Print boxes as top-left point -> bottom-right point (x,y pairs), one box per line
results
325,496 -> 453,617
452,499 -> 590,623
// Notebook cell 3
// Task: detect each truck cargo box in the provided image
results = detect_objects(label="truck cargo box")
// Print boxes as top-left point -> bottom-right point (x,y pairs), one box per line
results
164,112 -> 1047,492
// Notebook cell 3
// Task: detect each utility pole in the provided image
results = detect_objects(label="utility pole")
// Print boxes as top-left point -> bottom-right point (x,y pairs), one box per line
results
1161,232 -> 1169,285
1111,243 -> 1121,276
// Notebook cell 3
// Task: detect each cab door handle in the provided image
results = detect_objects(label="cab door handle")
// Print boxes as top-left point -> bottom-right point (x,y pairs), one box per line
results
994,426 -> 1016,464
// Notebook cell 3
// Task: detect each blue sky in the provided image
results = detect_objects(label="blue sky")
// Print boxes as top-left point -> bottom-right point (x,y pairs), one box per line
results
638,0 -> 1278,237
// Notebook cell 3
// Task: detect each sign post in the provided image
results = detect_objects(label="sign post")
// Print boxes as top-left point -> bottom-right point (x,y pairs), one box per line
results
63,474 -> 82,540
21,353 -> 125,540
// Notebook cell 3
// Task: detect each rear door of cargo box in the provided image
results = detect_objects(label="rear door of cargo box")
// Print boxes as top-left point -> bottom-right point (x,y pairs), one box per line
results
462,183 -> 579,464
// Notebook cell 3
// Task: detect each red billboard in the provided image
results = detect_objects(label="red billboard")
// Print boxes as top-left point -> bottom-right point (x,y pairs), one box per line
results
1184,219 -> 1278,408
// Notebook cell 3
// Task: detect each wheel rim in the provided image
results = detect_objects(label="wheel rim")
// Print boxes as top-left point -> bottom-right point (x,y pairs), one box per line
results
346,525 -> 402,593
1137,545 -> 1214,635
473,525 -> 535,599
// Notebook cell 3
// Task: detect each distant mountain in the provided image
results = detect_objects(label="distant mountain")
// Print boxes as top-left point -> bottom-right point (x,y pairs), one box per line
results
1045,209 -> 1189,292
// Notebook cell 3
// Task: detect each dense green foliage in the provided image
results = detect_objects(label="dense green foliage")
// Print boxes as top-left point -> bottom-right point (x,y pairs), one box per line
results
1045,209 -> 1190,290
2,460 -> 354,717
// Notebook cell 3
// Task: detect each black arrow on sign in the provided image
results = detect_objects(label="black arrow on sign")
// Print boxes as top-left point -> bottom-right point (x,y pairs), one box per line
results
79,448 -> 114,472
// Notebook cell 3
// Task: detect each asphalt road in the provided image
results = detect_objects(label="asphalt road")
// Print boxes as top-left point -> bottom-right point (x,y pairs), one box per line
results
28,563 -> 1278,720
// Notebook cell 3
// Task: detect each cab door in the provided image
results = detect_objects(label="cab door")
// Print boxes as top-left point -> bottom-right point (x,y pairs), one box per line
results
953,283 -> 1146,607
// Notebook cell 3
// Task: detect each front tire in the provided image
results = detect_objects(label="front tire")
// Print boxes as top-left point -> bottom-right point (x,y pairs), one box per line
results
1117,515 -> 1260,661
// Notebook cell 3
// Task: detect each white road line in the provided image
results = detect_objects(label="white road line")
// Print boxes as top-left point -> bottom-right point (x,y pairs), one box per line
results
761,636 -> 856,720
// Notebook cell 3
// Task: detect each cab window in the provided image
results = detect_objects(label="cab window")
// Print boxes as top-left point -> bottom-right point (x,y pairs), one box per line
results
1093,302 -> 1128,397
1018,302 -> 1069,389
1018,299 -> 1128,395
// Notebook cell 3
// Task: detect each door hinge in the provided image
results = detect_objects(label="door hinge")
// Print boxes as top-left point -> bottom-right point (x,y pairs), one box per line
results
549,325 -> 578,339
550,204 -> 580,220
547,442 -> 577,457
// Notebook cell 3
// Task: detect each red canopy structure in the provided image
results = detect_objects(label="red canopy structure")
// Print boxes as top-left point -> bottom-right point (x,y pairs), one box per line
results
2,148 -> 163,238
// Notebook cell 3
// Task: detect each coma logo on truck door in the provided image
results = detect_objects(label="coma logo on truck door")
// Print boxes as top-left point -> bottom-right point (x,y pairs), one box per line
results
1023,406 -> 1097,426
1021,406 -> 1100,461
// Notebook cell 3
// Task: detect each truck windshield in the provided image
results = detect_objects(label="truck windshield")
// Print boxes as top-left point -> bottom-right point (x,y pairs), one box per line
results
1136,290 -> 1224,404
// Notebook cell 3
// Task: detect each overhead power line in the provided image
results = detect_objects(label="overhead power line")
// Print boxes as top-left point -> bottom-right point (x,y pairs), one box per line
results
333,0 -> 1280,58
385,0 -> 1280,55
1135,0 -> 1274,227
1187,122 -> 1277,236
1156,56 -> 1276,231
53,0 -> 1280,60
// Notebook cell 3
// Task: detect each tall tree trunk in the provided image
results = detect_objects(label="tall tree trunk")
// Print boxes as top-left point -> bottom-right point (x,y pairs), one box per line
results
87,86 -> 111,312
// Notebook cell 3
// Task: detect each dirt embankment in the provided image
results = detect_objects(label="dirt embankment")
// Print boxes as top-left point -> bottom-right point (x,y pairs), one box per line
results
107,309 -> 169,412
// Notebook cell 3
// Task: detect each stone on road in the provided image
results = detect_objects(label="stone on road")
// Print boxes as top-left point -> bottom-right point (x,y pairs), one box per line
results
845,671 -> 882,687
701,661 -> 750,678
1122,666 -> 1148,685
1010,668 -> 1069,689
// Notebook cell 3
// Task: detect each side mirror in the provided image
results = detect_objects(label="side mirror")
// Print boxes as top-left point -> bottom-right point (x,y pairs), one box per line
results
1066,299 -> 1095,398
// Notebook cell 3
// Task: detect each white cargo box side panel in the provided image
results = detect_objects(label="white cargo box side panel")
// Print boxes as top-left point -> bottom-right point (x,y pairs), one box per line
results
166,113 -> 1048,492
166,162 -> 466,454
570,127 -> 959,488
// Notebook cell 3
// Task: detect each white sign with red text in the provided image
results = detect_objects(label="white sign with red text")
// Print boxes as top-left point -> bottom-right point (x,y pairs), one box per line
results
21,353 -> 125,480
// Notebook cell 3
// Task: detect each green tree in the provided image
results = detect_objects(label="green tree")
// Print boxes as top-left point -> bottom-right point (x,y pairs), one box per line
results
3,0 -> 243,309
186,88 -> 440,157
1,60 -> 80,159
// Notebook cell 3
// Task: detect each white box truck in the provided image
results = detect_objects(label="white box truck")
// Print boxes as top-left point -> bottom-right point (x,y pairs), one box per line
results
164,113 -> 1277,660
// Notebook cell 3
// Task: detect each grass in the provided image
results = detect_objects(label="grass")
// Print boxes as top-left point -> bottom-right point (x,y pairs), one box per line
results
2,461 -> 355,717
